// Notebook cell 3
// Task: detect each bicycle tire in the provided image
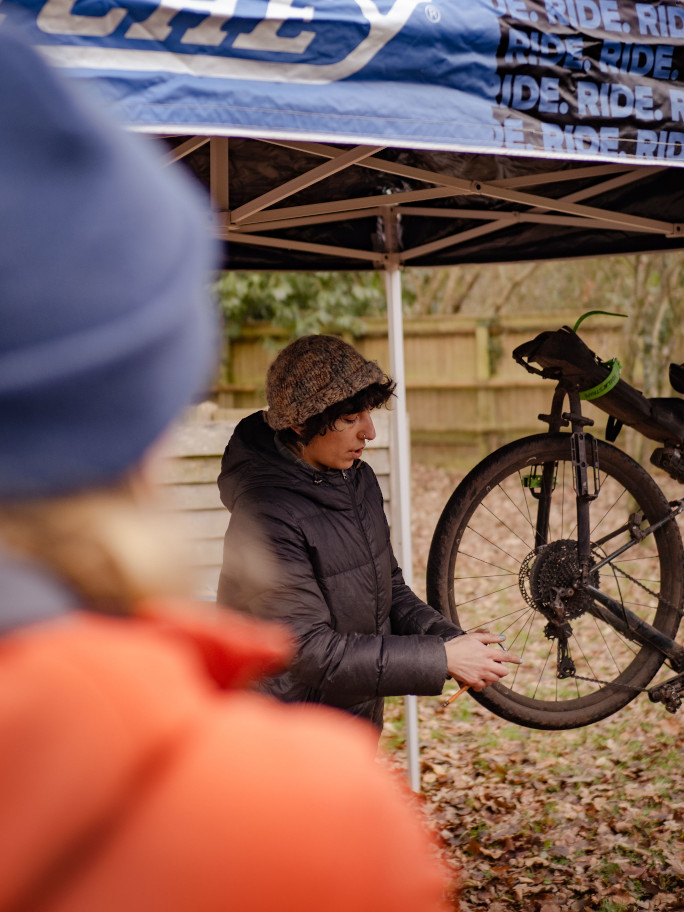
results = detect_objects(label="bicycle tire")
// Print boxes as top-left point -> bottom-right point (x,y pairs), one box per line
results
427,433 -> 684,730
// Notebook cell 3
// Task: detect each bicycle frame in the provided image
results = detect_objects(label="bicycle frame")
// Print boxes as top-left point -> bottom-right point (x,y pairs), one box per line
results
536,379 -> 684,709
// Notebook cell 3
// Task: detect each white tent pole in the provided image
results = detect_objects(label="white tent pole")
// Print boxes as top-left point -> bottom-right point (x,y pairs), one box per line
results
384,264 -> 421,794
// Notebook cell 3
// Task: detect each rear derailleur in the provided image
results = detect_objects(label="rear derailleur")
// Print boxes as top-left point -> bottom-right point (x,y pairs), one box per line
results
648,673 -> 684,714
545,587 -> 576,679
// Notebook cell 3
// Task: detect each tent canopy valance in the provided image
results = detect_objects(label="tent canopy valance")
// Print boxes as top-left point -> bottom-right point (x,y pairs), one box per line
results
7,0 -> 684,270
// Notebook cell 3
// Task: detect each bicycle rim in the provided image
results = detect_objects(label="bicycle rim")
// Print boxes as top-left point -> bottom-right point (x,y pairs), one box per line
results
427,433 -> 684,730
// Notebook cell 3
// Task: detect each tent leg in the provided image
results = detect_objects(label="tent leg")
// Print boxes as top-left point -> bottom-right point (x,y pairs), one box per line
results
384,265 -> 421,793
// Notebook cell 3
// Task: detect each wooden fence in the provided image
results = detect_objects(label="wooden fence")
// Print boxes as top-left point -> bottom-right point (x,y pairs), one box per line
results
162,312 -> 638,594
216,312 -> 631,464
161,406 -> 392,598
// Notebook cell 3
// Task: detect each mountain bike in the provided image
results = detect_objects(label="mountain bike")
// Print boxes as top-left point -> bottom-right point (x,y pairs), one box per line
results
427,315 -> 684,730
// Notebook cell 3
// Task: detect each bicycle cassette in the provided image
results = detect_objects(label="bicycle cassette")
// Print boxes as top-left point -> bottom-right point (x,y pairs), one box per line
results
526,539 -> 599,620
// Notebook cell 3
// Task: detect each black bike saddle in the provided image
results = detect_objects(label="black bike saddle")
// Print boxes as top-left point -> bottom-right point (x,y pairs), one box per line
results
670,363 -> 684,394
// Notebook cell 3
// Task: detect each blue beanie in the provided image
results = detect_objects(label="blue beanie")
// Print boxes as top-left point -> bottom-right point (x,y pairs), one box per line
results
0,24 -> 218,499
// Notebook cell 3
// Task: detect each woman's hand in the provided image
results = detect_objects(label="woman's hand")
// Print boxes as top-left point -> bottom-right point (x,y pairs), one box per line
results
444,631 -> 521,691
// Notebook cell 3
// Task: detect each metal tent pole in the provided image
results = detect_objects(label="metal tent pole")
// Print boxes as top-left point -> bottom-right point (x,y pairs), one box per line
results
384,264 -> 421,793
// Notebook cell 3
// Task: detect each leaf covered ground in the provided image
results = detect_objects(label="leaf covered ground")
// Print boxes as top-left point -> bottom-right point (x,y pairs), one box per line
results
380,463 -> 684,912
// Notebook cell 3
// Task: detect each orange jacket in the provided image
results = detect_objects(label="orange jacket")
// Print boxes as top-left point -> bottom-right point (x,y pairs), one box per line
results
0,603 -> 454,911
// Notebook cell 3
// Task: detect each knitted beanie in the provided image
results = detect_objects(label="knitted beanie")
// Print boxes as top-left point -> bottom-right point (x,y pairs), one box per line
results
265,335 -> 386,430
0,24 -> 218,499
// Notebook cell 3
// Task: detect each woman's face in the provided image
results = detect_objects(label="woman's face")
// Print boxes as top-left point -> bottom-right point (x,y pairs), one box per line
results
295,409 -> 376,472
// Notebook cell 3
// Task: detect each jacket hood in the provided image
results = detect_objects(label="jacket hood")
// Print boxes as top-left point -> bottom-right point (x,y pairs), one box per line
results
218,411 -> 358,513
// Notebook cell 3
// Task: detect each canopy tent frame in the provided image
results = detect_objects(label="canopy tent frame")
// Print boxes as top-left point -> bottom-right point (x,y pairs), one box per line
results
169,138 -> 683,270
169,133 -> 683,790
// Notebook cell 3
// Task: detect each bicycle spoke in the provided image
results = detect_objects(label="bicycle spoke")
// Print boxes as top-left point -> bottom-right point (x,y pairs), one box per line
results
560,459 -> 567,535
532,641 -> 552,700
511,469 -> 544,536
460,525 -> 528,568
454,582 -> 520,610
590,479 -> 629,539
472,497 -> 535,553
455,548 -> 519,577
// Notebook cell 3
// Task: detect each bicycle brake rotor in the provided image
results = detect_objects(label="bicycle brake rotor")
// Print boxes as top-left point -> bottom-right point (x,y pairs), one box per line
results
520,540 -> 598,619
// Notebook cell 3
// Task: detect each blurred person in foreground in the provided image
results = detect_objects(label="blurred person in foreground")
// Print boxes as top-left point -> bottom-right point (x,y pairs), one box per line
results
217,335 -> 521,730
0,23 -> 455,912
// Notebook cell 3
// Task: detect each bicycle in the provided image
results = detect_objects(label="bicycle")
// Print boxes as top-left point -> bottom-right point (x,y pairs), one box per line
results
427,314 -> 684,730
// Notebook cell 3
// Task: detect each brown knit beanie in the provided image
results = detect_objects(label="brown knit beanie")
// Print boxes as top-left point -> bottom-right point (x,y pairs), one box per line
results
265,335 -> 386,430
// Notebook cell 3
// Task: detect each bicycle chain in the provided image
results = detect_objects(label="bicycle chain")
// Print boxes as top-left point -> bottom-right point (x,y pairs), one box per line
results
609,560 -> 684,619
566,671 -> 645,692
561,548 -> 684,692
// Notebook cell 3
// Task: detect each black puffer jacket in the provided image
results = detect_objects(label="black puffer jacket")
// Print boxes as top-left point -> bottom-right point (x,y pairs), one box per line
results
217,411 -> 462,728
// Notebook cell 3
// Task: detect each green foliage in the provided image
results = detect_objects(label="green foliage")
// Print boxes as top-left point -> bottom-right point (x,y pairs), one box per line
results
215,271 -> 385,340
215,252 -> 684,402
216,252 -> 684,342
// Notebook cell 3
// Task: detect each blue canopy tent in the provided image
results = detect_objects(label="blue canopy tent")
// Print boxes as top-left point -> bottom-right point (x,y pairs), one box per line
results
7,0 -> 684,266
8,0 -> 684,786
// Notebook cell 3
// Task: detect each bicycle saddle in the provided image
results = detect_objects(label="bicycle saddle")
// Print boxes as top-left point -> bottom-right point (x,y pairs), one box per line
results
514,327 -> 684,446
670,362 -> 684,394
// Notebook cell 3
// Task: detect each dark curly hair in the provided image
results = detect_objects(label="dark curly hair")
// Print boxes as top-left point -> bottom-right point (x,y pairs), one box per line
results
279,378 -> 396,448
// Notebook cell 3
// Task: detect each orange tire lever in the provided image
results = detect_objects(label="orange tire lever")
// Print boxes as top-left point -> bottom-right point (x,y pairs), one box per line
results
441,683 -> 470,708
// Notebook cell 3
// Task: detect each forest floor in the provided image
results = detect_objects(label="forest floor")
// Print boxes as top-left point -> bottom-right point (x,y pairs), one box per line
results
379,463 -> 684,912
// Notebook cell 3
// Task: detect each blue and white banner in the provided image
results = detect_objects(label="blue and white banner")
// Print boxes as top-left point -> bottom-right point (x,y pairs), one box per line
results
5,0 -> 684,164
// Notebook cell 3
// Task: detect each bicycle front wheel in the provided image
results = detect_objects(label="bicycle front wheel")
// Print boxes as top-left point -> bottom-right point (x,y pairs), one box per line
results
427,433 -> 684,729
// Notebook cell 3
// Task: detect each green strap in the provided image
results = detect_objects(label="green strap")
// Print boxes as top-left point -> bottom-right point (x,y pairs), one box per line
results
579,358 -> 621,400
572,310 -> 627,333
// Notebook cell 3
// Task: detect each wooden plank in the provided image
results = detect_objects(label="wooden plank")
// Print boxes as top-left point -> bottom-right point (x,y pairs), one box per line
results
186,538 -> 224,567
163,447 -> 389,487
165,483 -> 225,511
363,448 -> 389,479
160,457 -> 222,485
166,422 -> 233,458
177,494 -> 391,549
175,509 -> 228,540
376,474 -> 389,501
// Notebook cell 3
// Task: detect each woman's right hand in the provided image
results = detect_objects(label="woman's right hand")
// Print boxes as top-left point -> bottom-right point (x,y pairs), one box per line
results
444,631 -> 521,691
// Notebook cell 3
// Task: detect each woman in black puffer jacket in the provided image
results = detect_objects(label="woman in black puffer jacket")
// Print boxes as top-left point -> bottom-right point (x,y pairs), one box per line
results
217,335 -> 520,730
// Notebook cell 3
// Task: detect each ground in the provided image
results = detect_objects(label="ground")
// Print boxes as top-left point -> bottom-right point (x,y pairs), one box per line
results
380,463 -> 684,912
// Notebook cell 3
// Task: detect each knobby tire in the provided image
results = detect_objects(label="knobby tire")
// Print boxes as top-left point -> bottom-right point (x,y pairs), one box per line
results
427,433 -> 684,730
